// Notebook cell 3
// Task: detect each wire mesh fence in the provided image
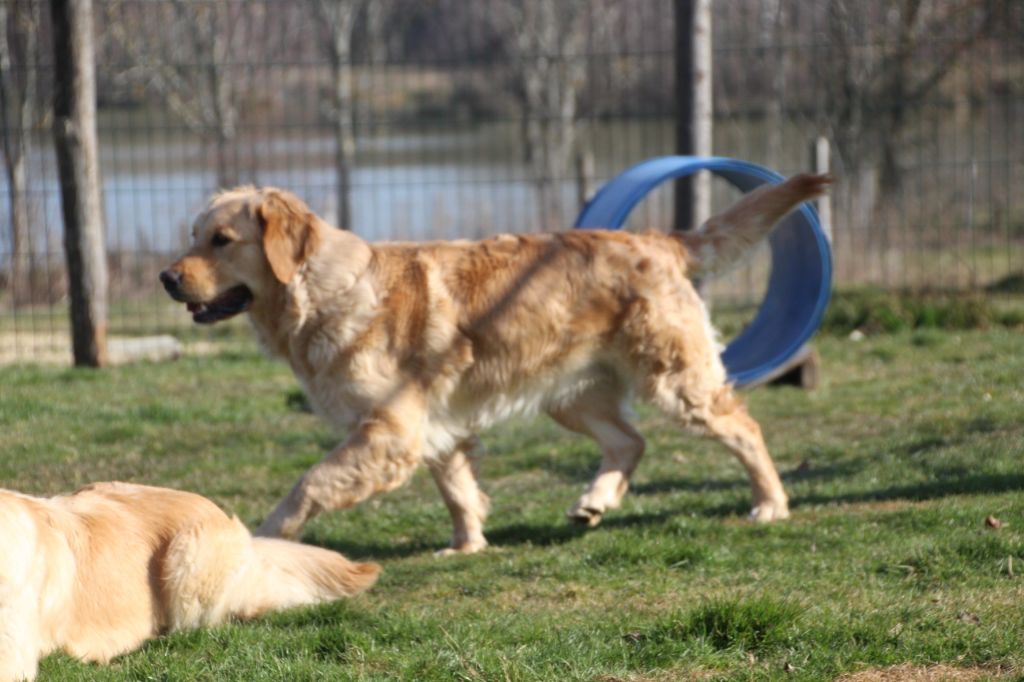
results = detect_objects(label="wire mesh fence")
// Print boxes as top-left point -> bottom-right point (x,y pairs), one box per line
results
1,0 -> 1021,364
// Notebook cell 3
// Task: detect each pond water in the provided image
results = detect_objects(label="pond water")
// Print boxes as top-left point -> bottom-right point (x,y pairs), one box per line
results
2,119 -> 673,254
0,116 -> 823,257
4,108 -> 1015,296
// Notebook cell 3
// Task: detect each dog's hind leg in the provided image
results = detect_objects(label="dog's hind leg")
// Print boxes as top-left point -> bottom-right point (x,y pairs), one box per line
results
644,370 -> 789,521
625,292 -> 789,522
257,396 -> 426,539
549,385 -> 646,528
677,385 -> 789,521
427,438 -> 490,555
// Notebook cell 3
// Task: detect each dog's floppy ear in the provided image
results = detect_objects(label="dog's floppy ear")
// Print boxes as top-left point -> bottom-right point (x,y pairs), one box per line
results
256,190 -> 321,284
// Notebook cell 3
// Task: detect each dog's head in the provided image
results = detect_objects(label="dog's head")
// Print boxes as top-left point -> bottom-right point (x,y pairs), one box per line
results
160,187 -> 321,324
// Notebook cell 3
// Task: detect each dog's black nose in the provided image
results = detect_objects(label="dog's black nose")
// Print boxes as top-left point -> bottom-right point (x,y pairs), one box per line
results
159,269 -> 181,293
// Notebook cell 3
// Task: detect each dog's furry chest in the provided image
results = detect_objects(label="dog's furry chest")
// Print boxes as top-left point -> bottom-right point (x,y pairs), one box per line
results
292,332 -> 616,450
277,261 -> 632,453
289,353 -> 366,430
297,363 -> 598,431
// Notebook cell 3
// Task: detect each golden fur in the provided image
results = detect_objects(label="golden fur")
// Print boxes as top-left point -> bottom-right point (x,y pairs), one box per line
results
161,174 -> 830,552
0,482 -> 379,681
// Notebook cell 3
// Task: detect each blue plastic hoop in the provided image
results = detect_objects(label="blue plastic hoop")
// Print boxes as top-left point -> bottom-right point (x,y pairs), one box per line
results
574,156 -> 832,386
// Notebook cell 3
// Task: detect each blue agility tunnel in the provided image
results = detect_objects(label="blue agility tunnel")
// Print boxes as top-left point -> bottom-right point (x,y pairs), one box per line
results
574,156 -> 832,387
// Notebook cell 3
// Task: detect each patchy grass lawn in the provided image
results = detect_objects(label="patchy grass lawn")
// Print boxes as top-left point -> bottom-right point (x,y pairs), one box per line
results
1,329 -> 1022,681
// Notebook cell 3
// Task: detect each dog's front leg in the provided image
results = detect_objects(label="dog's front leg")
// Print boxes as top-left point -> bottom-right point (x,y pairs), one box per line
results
257,405 -> 425,539
0,585 -> 42,681
427,438 -> 490,555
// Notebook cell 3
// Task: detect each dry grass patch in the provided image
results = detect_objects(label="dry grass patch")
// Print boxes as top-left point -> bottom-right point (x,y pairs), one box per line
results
837,663 -> 1006,681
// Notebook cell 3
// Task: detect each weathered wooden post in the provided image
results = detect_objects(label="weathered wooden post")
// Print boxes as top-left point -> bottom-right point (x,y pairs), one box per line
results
761,137 -> 834,391
50,0 -> 108,367
674,0 -> 712,233
575,149 -> 595,212
810,135 -> 832,243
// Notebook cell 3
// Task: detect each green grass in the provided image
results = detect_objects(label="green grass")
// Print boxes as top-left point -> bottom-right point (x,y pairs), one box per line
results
710,290 -> 1024,338
0,292 -> 254,341
2,329 -> 1024,680
819,289 -> 1024,335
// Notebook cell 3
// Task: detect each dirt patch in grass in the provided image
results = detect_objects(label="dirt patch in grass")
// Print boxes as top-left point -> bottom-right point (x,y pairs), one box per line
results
596,670 -> 716,682
0,331 -> 221,365
790,499 -> 938,521
836,663 -> 1002,681
842,499 -> 936,514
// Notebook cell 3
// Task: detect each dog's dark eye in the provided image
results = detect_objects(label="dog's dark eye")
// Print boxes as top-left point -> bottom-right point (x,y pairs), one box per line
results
211,232 -> 233,247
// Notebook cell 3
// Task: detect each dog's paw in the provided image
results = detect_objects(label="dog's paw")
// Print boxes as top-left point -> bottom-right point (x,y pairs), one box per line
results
749,498 -> 790,523
566,504 -> 604,528
435,539 -> 488,557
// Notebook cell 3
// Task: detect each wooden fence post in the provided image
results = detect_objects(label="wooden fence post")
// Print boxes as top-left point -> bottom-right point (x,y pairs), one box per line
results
575,149 -> 594,212
674,0 -> 712,233
810,135 -> 832,243
756,136 -> 835,390
51,0 -> 108,367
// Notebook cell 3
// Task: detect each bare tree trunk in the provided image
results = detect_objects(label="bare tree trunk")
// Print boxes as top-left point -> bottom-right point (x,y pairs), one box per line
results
0,1 -> 37,302
519,33 -> 547,224
515,0 -> 587,230
214,129 -> 237,189
106,0 -> 244,193
674,0 -> 712,232
208,21 -> 238,188
760,0 -> 786,165
4,154 -> 30,293
51,0 -> 108,367
823,0 -> 993,226
190,4 -> 240,190
315,0 -> 361,231
364,0 -> 388,65
331,55 -> 355,232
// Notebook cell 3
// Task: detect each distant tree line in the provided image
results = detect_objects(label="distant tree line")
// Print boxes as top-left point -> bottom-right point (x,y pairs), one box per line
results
2,0 -> 1021,287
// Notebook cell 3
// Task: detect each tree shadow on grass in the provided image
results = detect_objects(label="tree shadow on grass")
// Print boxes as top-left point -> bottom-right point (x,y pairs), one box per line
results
694,466 -> 1024,519
666,471 -> 1024,523
602,460 -> 1024,521
629,457 -> 866,497
792,469 -> 1024,509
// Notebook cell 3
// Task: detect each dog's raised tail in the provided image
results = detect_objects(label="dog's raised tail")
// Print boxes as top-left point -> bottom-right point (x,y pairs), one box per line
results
677,173 -> 831,278
164,515 -> 379,630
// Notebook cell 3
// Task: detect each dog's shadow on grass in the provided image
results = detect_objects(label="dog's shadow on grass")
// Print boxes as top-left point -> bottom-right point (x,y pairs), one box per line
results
305,534 -> 439,561
307,508 -> 681,560
627,457 -> 863,499
305,463 -> 1024,560
487,508 -> 680,545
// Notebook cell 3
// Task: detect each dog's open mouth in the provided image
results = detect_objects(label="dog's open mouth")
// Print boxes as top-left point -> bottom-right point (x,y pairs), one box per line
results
186,285 -> 253,324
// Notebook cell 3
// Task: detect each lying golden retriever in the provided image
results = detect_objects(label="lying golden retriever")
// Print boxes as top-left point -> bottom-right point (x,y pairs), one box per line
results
0,482 -> 379,681
161,174 -> 829,553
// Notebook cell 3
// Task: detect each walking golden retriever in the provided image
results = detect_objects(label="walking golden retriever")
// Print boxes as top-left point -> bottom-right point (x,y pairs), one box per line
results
161,174 -> 829,553
0,482 -> 378,681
